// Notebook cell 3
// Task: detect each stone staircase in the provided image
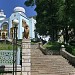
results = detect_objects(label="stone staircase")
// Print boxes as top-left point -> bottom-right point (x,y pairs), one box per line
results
31,45 -> 75,75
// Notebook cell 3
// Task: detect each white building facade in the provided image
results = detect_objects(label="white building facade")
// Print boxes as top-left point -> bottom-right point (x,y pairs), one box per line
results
0,7 -> 36,40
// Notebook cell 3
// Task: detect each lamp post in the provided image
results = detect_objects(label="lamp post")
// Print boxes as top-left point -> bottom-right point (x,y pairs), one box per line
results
12,19 -> 19,75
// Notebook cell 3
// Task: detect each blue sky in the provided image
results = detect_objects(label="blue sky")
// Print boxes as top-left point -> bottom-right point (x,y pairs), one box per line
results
0,0 -> 37,18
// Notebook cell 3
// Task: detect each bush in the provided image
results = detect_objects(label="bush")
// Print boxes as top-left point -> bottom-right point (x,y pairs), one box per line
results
65,44 -> 75,56
65,45 -> 72,54
72,50 -> 75,56
43,41 -> 61,51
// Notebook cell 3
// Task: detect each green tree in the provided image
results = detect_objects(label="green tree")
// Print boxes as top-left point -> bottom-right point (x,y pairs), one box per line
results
57,0 -> 75,43
25,0 -> 60,41
70,0 -> 75,35
25,0 -> 75,43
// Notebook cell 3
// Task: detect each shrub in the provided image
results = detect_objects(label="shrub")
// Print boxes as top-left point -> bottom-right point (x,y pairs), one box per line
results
65,44 -> 72,54
65,44 -> 75,56
43,41 -> 61,51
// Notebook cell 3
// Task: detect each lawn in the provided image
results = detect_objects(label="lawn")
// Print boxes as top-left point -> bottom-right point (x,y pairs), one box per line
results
0,43 -> 13,50
0,39 -> 22,50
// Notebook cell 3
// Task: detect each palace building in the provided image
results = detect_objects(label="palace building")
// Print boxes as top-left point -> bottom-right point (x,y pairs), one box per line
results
0,7 -> 36,40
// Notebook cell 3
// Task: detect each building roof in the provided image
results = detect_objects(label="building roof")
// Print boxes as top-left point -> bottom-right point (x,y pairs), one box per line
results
14,7 -> 25,13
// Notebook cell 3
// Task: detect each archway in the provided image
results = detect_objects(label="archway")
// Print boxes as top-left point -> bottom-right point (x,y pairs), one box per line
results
1,22 -> 9,39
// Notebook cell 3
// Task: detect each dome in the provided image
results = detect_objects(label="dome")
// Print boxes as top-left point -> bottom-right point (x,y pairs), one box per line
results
14,7 -> 25,13
0,9 -> 6,18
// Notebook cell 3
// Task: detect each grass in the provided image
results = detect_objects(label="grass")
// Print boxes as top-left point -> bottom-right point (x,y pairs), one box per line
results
0,43 -> 13,50
0,39 -> 22,50
43,41 -> 75,56
43,41 -> 61,51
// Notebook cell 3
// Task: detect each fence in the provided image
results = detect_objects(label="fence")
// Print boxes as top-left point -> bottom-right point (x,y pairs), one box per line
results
0,47 -> 20,65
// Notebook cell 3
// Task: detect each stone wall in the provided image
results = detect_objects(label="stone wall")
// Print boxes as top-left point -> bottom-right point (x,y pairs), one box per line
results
39,43 -> 60,55
60,45 -> 75,65
22,39 -> 31,75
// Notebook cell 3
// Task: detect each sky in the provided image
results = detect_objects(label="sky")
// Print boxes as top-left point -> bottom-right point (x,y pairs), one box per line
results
0,0 -> 37,18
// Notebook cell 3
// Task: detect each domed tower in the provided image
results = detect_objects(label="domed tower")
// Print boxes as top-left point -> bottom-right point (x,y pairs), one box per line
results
9,7 -> 29,39
9,6 -> 36,39
0,10 -> 6,27
0,10 -> 6,22
13,7 -> 26,17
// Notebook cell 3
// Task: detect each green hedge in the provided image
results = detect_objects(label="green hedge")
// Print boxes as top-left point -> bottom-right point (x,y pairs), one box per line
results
65,44 -> 75,56
43,41 -> 61,51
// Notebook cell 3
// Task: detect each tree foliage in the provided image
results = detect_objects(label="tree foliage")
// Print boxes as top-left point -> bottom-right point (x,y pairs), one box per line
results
25,0 -> 59,39
25,0 -> 75,42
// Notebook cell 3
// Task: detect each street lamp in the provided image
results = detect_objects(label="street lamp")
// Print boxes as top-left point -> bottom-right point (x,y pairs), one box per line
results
12,19 -> 19,75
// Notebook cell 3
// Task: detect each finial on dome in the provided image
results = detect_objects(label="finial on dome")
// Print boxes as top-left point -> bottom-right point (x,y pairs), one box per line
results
14,7 -> 25,13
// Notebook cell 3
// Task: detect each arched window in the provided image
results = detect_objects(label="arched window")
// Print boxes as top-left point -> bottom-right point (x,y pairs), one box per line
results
1,22 -> 8,30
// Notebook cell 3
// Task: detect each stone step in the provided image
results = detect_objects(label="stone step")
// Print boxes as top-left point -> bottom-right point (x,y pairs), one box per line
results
37,69 -> 70,74
39,74 -> 61,75
31,71 -> 38,75
31,67 -> 75,71
31,58 -> 66,59
31,48 -> 75,75
31,60 -> 69,64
